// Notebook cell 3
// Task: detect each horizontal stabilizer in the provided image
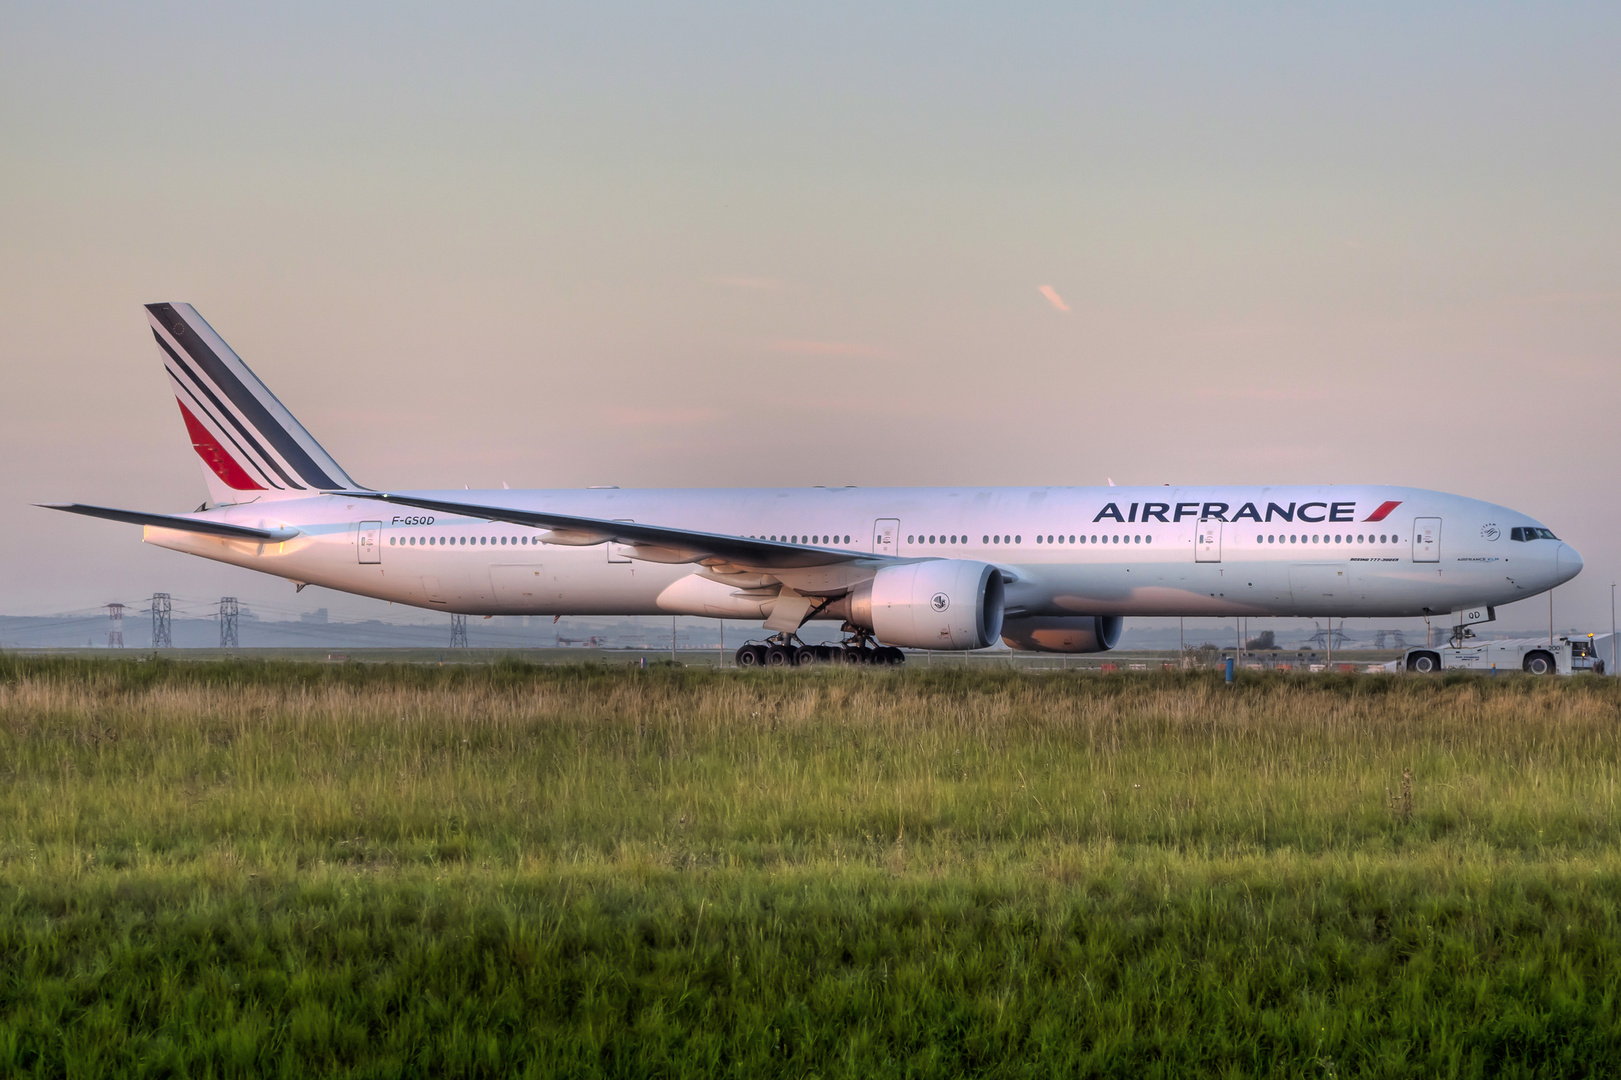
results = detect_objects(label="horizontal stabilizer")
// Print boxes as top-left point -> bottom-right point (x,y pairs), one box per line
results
39,503 -> 300,542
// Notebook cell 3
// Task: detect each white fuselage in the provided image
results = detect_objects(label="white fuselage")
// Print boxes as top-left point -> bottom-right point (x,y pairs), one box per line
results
144,484 -> 1581,623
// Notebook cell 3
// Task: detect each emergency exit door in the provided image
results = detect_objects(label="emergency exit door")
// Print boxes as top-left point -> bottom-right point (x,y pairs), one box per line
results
357,521 -> 381,564
873,519 -> 900,556
1195,519 -> 1222,562
1413,518 -> 1441,562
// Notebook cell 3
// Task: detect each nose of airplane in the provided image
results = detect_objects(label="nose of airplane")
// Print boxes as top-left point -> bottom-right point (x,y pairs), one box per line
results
1557,542 -> 1584,585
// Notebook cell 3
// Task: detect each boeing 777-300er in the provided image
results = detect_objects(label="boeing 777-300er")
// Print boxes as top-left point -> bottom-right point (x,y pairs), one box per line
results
45,303 -> 1584,666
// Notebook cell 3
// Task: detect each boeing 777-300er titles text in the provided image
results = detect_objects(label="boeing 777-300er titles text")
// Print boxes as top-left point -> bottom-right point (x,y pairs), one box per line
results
44,303 -> 1583,664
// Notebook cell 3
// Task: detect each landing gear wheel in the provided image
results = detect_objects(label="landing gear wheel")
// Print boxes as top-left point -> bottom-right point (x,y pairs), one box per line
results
736,645 -> 766,668
1524,651 -> 1556,675
815,645 -> 837,663
840,647 -> 863,666
765,644 -> 795,667
881,647 -> 905,666
793,646 -> 817,667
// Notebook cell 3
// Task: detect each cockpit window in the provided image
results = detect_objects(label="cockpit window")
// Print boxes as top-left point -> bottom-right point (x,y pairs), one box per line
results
1510,527 -> 1559,542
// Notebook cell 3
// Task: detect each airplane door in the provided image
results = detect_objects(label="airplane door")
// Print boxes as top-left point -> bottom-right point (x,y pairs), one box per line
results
1413,518 -> 1441,563
357,521 -> 382,564
1195,519 -> 1222,563
873,519 -> 900,556
608,520 -> 633,563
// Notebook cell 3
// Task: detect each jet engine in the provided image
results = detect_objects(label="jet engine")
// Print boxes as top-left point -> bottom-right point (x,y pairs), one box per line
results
1000,615 -> 1123,654
833,560 -> 1005,650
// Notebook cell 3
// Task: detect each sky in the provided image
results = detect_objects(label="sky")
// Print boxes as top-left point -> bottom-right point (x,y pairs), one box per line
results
2,3 -> 1618,633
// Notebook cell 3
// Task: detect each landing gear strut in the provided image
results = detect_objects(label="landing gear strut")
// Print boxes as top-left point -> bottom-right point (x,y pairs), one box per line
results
733,624 -> 905,668
836,624 -> 904,666
735,632 -> 816,668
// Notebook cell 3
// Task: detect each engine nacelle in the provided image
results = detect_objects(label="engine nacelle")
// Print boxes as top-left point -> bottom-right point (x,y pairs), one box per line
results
842,560 -> 1005,650
1001,615 -> 1123,654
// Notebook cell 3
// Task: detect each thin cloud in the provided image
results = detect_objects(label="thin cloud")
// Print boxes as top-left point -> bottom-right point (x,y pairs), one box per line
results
1039,285 -> 1071,312
709,275 -> 783,291
767,339 -> 897,360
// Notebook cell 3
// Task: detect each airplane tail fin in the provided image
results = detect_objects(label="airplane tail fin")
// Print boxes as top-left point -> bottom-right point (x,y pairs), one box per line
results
146,303 -> 361,503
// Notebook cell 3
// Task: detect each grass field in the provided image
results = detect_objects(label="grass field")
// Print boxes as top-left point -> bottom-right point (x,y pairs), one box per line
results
3,656 -> 1620,1077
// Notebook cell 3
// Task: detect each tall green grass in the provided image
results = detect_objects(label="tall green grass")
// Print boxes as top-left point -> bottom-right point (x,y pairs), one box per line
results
3,656 -> 1620,1076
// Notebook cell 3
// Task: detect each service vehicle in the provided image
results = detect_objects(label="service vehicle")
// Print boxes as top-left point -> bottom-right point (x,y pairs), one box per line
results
1392,636 -> 1604,676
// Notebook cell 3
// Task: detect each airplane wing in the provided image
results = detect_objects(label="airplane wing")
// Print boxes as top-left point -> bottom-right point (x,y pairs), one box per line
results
39,503 -> 301,542
334,490 -> 879,571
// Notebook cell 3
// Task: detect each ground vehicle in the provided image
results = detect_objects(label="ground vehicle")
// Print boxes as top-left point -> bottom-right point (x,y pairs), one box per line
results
1392,636 -> 1605,675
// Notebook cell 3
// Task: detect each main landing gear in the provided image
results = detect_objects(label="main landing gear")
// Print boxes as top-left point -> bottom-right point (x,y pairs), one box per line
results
734,626 -> 905,668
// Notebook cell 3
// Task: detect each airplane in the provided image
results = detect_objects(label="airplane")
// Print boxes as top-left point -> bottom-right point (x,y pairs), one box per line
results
44,303 -> 1584,666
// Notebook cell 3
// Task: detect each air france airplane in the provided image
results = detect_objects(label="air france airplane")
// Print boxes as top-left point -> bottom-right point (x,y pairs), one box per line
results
46,303 -> 1583,665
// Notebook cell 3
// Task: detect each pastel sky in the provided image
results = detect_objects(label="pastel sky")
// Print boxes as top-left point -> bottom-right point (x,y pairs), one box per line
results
2,4 -> 1618,630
